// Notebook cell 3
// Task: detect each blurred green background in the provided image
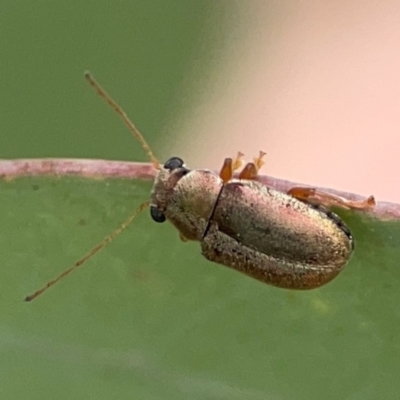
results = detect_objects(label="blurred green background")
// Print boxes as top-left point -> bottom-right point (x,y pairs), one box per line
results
0,1 -> 223,162
1,2 -> 400,400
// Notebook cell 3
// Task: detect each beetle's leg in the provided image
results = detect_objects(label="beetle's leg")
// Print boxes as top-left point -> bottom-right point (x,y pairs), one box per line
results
202,153 -> 244,239
239,151 -> 266,180
288,187 -> 376,210
179,232 -> 189,242
253,150 -> 266,170
232,152 -> 245,172
220,152 -> 244,182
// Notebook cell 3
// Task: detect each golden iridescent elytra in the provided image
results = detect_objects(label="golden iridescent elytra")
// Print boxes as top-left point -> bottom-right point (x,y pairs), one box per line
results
24,72 -> 375,301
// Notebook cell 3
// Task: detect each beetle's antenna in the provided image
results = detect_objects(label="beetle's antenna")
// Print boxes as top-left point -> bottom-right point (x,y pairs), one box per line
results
84,71 -> 160,170
24,201 -> 149,302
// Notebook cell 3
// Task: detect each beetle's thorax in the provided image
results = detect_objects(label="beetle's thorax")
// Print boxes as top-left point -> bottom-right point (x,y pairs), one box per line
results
150,167 -> 185,213
150,167 -> 221,241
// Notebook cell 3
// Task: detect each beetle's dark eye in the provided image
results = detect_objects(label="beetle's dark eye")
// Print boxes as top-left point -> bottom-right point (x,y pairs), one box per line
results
163,157 -> 184,171
150,205 -> 166,223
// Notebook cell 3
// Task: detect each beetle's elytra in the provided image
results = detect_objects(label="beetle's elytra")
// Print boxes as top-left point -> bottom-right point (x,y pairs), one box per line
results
24,73 -> 376,301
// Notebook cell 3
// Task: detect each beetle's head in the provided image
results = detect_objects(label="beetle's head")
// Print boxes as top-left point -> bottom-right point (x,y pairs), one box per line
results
149,157 -> 190,223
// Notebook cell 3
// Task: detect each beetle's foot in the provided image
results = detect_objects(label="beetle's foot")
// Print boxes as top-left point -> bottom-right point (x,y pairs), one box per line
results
288,187 -> 376,210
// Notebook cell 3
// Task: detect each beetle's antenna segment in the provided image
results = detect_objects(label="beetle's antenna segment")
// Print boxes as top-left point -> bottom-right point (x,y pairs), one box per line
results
84,71 -> 160,170
25,201 -> 150,302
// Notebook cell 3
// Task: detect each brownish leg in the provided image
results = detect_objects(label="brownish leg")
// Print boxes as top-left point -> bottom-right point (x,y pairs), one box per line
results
179,232 -> 189,242
232,152 -> 244,171
220,152 -> 244,182
238,151 -> 266,180
288,187 -> 376,210
202,152 -> 244,239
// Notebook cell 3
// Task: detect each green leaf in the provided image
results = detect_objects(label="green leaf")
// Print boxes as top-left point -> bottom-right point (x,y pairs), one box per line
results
1,176 -> 400,400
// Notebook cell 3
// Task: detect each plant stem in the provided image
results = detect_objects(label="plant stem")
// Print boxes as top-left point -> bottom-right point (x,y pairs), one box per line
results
0,158 -> 398,219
